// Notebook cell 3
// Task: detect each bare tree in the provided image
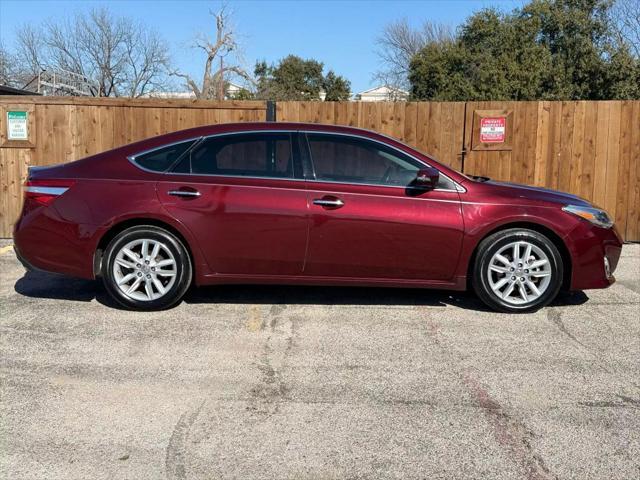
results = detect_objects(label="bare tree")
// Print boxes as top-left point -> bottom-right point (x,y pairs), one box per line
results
611,0 -> 640,57
121,27 -> 173,97
0,41 -> 18,86
172,5 -> 253,100
14,8 -> 172,97
374,18 -> 454,91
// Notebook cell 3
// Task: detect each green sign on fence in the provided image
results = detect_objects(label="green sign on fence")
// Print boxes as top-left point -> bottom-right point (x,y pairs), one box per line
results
7,111 -> 28,140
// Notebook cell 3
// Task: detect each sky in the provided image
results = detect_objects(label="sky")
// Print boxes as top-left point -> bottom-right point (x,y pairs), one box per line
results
0,0 -> 525,94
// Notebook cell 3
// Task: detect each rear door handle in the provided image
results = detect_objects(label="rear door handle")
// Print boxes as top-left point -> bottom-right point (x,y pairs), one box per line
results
168,189 -> 201,198
313,197 -> 345,208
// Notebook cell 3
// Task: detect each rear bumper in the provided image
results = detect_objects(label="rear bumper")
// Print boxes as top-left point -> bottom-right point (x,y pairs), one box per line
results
13,205 -> 105,280
565,223 -> 623,290
13,243 -> 36,271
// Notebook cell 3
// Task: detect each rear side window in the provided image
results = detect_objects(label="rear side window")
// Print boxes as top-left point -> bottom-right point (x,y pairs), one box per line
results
183,133 -> 294,178
133,140 -> 196,172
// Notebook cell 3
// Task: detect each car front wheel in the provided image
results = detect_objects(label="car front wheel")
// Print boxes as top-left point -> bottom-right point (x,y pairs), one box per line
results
472,228 -> 564,313
102,226 -> 192,310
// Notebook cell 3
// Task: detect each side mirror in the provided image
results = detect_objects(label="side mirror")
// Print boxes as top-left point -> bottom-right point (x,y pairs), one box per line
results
414,167 -> 439,189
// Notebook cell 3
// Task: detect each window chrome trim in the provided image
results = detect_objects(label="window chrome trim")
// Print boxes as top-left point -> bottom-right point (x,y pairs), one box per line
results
126,128 -> 466,193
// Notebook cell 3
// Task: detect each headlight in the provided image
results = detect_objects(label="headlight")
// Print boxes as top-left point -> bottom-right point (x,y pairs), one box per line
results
562,205 -> 613,228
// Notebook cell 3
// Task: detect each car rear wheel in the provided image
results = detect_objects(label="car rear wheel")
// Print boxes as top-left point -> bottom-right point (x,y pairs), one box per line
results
472,228 -> 563,313
102,226 -> 192,310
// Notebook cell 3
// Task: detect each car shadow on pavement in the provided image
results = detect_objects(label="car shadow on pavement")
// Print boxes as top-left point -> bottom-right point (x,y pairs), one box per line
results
14,270 -> 121,308
14,269 -> 589,312
184,284 -> 489,310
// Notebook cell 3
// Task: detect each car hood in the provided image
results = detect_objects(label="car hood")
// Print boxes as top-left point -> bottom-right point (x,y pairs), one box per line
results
481,180 -> 592,207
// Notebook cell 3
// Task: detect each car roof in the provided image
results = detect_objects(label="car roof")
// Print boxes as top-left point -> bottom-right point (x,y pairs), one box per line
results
120,121 -> 413,158
144,122 -> 395,143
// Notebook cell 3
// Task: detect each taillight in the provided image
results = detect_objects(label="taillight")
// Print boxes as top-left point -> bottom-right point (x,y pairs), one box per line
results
24,179 -> 75,207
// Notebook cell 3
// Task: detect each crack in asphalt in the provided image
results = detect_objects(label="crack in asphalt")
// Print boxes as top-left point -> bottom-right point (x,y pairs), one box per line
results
418,307 -> 557,480
164,305 -> 297,479
546,308 -> 590,350
579,394 -> 640,408
247,304 -> 295,417
165,400 -> 205,480
546,307 -> 640,395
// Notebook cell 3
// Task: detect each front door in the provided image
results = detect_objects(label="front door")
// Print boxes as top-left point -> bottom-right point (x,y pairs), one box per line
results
156,131 -> 309,276
302,133 -> 464,281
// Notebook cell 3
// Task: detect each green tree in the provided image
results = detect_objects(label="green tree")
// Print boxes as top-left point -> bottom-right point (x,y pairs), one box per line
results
323,71 -> 351,101
409,0 -> 639,100
255,55 -> 351,100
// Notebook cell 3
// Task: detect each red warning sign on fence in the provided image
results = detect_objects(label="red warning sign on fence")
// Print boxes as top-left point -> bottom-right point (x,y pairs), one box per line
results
480,117 -> 506,143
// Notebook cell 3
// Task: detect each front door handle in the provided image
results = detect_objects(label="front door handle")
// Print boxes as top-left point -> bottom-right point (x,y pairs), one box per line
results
313,196 -> 345,209
168,189 -> 201,198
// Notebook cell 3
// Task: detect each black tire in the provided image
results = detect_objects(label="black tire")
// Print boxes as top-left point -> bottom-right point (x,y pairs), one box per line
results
101,225 -> 192,310
472,228 -> 563,313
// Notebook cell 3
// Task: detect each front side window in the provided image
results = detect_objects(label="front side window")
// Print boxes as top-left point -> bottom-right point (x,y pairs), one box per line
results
179,133 -> 295,178
132,140 -> 196,172
306,133 -> 456,189
306,134 -> 423,187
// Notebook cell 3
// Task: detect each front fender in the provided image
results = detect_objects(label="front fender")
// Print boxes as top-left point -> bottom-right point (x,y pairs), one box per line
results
454,202 -> 575,282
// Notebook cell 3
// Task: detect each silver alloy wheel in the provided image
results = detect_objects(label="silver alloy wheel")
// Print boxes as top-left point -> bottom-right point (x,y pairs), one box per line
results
112,238 -> 177,302
487,240 -> 552,305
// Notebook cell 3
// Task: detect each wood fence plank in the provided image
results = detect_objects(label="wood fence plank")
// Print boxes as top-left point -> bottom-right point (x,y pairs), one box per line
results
579,102 -> 597,200
626,102 -> 640,241
603,102 -> 622,220
569,101 -> 586,195
558,102 -> 576,193
546,102 -> 563,190
614,101 -> 633,234
534,102 -> 550,187
335,101 -> 358,127
403,102 -> 418,148
624,101 -> 639,241
0,150 -> 9,236
439,102 -> 459,170
510,102 -> 527,184
415,102 -> 430,155
592,101 -> 611,206
429,102 -> 443,162
524,102 -> 539,186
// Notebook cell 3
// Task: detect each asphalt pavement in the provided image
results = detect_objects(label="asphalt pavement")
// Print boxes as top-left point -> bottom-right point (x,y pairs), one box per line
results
1,239 -> 638,479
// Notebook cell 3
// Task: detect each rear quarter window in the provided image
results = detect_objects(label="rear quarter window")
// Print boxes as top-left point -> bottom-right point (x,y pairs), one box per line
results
132,140 -> 196,172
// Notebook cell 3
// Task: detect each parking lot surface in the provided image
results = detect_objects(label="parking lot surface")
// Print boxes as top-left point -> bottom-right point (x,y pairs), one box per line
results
0,240 -> 638,480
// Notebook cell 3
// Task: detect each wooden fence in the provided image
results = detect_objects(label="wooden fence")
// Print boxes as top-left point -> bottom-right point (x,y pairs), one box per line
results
278,100 -> 639,242
0,97 -> 638,241
0,97 -> 267,237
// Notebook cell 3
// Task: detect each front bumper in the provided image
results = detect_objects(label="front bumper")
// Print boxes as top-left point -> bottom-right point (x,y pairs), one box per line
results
565,222 -> 623,291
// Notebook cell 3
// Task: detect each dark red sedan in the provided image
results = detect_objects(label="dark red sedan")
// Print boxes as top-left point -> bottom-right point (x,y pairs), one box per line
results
13,122 -> 622,312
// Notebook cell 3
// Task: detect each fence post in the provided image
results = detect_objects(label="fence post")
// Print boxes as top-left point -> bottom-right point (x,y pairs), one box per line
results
266,101 -> 276,122
460,102 -> 468,173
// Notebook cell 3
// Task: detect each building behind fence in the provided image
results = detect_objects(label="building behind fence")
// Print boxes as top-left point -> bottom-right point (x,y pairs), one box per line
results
0,97 -> 638,241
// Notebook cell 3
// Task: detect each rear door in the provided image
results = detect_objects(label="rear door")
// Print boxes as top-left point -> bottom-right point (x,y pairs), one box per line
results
302,132 -> 464,281
155,131 -> 309,276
